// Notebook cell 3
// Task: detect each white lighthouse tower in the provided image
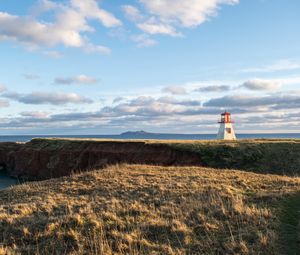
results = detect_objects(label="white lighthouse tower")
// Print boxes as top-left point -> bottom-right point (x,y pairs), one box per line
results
217,111 -> 236,140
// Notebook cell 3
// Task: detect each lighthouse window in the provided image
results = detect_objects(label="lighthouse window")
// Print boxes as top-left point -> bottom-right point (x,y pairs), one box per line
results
226,128 -> 232,134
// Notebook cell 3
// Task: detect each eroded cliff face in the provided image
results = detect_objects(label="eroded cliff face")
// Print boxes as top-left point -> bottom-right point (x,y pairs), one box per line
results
0,139 -> 201,180
0,142 -> 24,174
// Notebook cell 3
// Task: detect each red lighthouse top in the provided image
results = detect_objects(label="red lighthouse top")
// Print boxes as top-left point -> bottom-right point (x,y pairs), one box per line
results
218,111 -> 234,123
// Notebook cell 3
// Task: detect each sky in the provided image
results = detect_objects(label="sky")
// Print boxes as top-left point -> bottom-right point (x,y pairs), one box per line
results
0,0 -> 300,135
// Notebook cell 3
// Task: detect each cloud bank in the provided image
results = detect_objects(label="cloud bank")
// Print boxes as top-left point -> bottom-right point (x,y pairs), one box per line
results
2,91 -> 93,105
2,89 -> 300,132
241,79 -> 281,91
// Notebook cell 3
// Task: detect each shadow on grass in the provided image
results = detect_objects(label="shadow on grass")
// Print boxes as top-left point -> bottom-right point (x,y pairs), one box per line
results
279,192 -> 300,255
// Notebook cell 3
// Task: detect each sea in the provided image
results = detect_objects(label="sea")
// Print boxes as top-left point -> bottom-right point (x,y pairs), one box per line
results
0,133 -> 300,142
0,173 -> 17,190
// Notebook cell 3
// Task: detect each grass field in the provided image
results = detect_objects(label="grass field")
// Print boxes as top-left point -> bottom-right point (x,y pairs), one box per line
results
0,164 -> 299,254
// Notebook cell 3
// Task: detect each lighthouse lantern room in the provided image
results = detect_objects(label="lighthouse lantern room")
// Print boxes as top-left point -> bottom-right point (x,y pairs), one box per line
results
217,111 -> 237,140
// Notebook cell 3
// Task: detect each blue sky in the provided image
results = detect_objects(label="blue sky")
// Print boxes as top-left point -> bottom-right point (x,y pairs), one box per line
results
0,0 -> 300,134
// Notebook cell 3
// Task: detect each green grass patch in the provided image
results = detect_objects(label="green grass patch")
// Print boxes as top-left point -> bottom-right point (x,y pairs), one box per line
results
168,142 -> 300,176
279,192 -> 300,255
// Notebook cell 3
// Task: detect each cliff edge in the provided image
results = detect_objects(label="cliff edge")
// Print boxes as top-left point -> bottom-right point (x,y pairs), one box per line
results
0,138 -> 300,180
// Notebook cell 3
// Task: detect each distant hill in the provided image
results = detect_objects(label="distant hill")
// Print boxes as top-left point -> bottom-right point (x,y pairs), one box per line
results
120,130 -> 152,136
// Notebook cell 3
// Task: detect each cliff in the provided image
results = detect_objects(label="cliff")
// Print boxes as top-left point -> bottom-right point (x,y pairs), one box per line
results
0,138 -> 300,180
0,139 -> 201,180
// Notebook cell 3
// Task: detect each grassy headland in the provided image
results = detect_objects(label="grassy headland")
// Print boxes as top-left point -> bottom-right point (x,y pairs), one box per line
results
23,138 -> 300,177
167,139 -> 300,176
0,164 -> 300,254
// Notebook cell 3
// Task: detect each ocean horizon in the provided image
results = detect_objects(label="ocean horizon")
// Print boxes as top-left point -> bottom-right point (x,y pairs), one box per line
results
1,133 -> 300,143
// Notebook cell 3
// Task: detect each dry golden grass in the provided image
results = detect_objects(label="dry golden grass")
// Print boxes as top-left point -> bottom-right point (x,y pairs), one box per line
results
0,164 -> 300,254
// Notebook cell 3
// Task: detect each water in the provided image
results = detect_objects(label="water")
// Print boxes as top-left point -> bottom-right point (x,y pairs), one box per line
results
0,173 -> 17,190
0,133 -> 300,143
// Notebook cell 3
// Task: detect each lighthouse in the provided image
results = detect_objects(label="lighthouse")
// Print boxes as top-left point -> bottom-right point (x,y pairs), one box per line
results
217,111 -> 236,140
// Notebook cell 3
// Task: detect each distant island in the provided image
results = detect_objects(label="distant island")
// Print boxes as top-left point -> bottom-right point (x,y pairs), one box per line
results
120,130 -> 153,136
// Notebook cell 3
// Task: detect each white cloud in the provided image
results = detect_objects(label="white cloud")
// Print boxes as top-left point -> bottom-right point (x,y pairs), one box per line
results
242,59 -> 300,73
0,99 -> 9,108
0,84 -> 6,93
123,0 -> 239,36
23,74 -> 40,80
0,0 -> 121,53
122,5 -> 144,22
137,18 -> 181,37
122,6 -> 160,46
113,97 -> 125,104
132,34 -> 157,47
276,76 -> 300,85
242,79 -> 282,91
3,91 -> 93,105
31,0 -> 62,15
75,75 -> 98,84
55,75 -> 98,85
195,85 -> 231,92
140,0 -> 238,27
84,43 -> 111,55
20,111 -> 50,118
162,85 -> 187,95
70,0 -> 122,28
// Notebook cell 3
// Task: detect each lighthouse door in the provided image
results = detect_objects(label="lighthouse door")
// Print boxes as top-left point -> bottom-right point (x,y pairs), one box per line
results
226,128 -> 232,134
